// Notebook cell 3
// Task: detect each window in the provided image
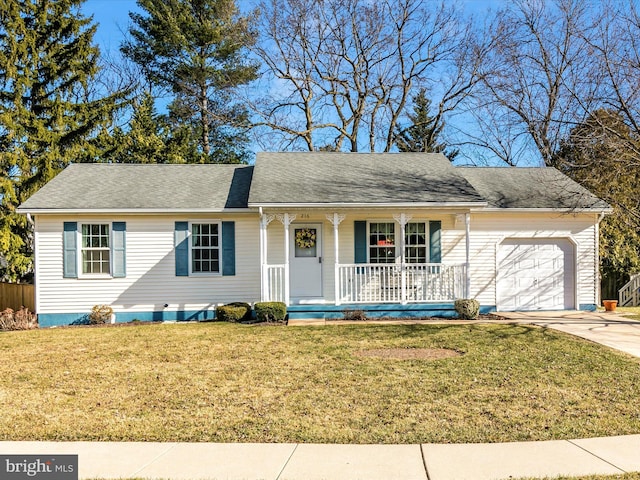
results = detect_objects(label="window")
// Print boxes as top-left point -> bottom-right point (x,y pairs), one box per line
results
369,222 -> 396,263
81,224 -> 110,274
191,223 -> 220,273
405,223 -> 427,263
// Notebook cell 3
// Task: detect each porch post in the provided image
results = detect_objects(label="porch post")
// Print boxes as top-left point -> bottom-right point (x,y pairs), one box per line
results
260,213 -> 275,301
326,213 -> 346,305
393,213 -> 412,305
465,212 -> 471,299
276,213 -> 296,306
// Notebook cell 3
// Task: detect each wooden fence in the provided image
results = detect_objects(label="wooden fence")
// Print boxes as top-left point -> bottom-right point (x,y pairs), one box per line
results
0,283 -> 35,312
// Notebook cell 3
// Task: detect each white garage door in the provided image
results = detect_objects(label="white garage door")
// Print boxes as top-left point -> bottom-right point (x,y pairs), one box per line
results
497,239 -> 575,311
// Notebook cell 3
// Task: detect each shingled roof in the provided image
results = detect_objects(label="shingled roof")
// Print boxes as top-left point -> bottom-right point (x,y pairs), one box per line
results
18,153 -> 609,213
18,163 -> 253,212
248,152 -> 485,206
457,167 -> 610,210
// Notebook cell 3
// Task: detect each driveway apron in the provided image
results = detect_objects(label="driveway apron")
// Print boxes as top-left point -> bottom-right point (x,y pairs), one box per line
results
498,311 -> 640,358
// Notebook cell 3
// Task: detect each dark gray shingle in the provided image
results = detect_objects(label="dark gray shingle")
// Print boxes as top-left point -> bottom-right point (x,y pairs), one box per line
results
248,152 -> 486,205
457,167 -> 609,210
19,163 -> 253,211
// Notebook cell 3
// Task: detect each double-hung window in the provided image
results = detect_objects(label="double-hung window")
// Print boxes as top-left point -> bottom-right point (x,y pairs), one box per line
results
81,224 -> 111,275
367,221 -> 428,264
405,223 -> 427,263
191,223 -> 220,274
369,222 -> 396,263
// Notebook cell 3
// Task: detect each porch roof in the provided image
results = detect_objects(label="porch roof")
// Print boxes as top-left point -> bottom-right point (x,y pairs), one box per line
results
248,152 -> 486,207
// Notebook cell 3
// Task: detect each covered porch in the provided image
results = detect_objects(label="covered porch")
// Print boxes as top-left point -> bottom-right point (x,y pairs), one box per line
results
259,210 -> 472,309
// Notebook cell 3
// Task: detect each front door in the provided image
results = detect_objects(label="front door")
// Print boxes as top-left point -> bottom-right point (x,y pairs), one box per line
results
290,224 -> 323,299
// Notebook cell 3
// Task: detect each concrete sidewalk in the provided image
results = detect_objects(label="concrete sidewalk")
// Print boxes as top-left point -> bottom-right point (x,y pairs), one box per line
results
498,310 -> 640,358
2,436 -> 640,479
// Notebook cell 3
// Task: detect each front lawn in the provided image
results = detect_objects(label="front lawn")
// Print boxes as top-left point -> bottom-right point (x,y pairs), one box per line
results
616,306 -> 640,320
1,322 -> 640,443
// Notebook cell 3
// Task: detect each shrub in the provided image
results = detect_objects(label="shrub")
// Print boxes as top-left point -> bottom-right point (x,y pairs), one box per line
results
0,307 -> 37,331
454,299 -> 480,320
254,302 -> 287,323
343,309 -> 367,321
216,302 -> 252,323
89,304 -> 114,325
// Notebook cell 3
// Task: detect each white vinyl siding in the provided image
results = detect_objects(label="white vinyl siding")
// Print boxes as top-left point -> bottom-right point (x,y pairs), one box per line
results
33,210 -> 599,314
468,212 -> 598,308
34,215 -> 260,315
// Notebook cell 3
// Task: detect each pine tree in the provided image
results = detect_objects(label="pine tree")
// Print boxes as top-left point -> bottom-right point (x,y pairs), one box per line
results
121,0 -> 258,164
394,88 -> 458,161
103,92 -> 171,164
0,0 -> 124,281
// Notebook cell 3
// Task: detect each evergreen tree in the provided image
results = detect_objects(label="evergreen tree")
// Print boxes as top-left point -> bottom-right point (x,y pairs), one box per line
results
394,88 -> 458,161
0,0 -> 124,281
553,109 -> 640,297
121,0 -> 258,164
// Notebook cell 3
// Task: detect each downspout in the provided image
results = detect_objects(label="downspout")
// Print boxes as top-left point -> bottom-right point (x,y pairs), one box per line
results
26,214 -> 38,314
596,212 -> 605,307
259,207 -> 265,301
465,212 -> 471,299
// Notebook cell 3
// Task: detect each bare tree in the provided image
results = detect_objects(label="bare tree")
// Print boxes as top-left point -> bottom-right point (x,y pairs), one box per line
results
251,0 -> 484,152
466,0 -> 598,166
578,1 -> 640,159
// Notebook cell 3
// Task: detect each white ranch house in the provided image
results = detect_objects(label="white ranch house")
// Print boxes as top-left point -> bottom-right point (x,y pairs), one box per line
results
18,152 -> 610,327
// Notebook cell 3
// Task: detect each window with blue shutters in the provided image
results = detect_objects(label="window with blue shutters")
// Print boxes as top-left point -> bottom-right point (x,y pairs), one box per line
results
191,223 -> 220,273
175,221 -> 235,276
64,222 -> 127,278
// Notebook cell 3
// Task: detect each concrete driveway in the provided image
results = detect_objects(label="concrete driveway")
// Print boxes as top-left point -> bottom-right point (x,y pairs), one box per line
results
498,310 -> 640,358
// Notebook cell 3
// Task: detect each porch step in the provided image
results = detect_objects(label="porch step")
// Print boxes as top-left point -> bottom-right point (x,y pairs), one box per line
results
287,303 -> 460,320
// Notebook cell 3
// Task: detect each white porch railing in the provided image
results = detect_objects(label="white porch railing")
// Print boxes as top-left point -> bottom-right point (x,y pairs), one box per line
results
264,264 -> 286,303
337,263 -> 467,304
619,273 -> 640,307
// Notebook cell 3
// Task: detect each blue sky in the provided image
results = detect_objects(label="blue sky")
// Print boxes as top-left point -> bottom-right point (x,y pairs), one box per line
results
82,0 -> 503,57
80,0 -> 507,162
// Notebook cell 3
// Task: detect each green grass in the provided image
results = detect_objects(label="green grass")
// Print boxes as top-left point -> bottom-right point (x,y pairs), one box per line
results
1,322 -> 640,443
616,306 -> 640,320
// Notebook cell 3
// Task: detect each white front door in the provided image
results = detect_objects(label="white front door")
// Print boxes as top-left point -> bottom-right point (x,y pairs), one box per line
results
497,238 -> 575,311
290,224 -> 323,299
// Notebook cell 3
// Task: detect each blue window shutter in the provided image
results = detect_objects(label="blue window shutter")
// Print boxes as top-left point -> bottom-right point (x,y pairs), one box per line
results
112,222 -> 126,278
429,221 -> 442,263
63,222 -> 78,278
222,221 -> 235,276
354,221 -> 367,264
175,222 -> 189,276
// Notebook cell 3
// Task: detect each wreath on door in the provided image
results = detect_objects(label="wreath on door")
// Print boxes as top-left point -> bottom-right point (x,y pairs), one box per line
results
295,228 -> 316,249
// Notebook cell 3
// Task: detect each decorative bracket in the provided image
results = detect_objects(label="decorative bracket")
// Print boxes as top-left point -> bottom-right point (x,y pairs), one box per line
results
393,213 -> 412,226
325,213 -> 346,226
261,214 -> 276,227
275,213 -> 297,226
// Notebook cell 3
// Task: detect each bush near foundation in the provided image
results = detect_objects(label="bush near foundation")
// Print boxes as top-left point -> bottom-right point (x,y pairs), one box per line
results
254,302 -> 287,323
89,305 -> 113,325
0,307 -> 37,331
216,302 -> 252,322
454,299 -> 480,320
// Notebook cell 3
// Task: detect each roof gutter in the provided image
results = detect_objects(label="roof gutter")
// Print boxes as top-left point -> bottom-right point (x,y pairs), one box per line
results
16,207 -> 259,215
470,207 -> 614,214
249,202 -> 488,209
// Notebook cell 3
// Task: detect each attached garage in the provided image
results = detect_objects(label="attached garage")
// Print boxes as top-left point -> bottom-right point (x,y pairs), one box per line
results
497,238 -> 575,311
